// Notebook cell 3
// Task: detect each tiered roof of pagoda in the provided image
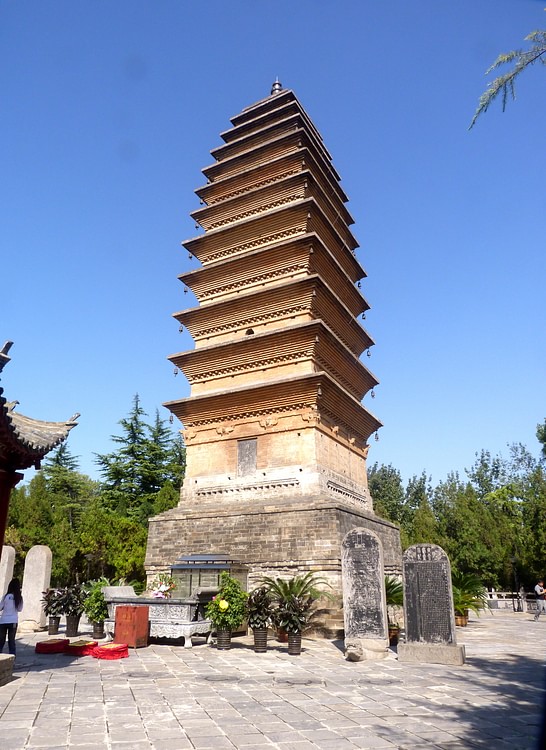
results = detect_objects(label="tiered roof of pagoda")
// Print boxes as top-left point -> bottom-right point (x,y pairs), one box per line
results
167,83 -> 381,445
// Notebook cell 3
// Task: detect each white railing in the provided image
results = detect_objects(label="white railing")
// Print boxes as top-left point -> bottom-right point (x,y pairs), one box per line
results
486,589 -> 536,612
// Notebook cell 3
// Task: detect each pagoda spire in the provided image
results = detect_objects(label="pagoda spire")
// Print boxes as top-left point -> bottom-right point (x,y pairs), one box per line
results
270,78 -> 283,95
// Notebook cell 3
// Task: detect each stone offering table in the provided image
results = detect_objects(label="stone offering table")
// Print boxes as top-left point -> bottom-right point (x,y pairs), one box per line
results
103,587 -> 213,648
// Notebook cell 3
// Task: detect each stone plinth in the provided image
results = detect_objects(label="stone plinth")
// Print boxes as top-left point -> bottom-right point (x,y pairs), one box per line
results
397,642 -> 466,666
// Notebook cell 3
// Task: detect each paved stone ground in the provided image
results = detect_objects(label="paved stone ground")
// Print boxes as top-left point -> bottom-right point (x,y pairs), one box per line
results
0,611 -> 544,750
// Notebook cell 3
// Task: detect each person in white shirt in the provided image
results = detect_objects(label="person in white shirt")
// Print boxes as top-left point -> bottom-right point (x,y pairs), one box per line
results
0,578 -> 24,655
534,579 -> 546,621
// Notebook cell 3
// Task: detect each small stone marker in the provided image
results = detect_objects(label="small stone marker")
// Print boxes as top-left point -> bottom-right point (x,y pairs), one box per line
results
0,545 -> 15,595
19,545 -> 52,632
341,527 -> 388,661
398,543 -> 465,665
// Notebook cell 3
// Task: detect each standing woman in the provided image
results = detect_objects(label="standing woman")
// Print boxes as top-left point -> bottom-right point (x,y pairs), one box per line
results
0,578 -> 24,656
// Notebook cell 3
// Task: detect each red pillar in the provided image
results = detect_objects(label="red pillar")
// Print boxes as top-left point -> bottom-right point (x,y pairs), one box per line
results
0,469 -> 22,561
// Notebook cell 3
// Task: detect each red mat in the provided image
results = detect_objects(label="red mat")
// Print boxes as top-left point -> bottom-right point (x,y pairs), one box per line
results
91,642 -> 129,660
35,638 -> 70,654
64,639 -> 98,656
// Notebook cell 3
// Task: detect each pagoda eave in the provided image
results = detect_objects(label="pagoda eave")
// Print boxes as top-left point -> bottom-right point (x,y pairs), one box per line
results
168,320 -> 378,400
165,372 -> 382,444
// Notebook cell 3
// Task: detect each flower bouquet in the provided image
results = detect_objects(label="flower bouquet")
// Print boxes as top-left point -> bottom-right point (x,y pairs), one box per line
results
150,573 -> 176,599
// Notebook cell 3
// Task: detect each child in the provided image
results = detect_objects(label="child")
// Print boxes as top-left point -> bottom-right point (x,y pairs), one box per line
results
0,578 -> 24,656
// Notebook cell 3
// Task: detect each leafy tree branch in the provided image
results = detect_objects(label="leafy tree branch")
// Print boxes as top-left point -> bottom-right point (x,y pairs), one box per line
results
470,30 -> 546,128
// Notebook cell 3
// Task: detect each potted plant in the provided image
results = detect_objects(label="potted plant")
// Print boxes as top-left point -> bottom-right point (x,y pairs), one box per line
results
452,571 -> 488,626
205,571 -> 248,650
41,588 -> 63,635
246,586 -> 273,652
58,583 -> 85,637
83,578 -> 110,639
385,575 -> 403,646
260,572 -> 335,655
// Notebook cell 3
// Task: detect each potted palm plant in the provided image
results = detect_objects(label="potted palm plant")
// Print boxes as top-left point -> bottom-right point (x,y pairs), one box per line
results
451,571 -> 488,626
82,578 -> 110,639
41,588 -> 63,635
260,572 -> 335,655
385,575 -> 403,646
58,584 -> 85,637
205,571 -> 248,650
246,586 -> 273,652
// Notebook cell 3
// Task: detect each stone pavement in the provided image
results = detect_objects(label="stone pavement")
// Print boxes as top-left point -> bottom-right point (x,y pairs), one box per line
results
0,611 -> 544,750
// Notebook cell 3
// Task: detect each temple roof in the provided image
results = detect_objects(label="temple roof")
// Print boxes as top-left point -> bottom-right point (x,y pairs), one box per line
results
0,344 -> 79,471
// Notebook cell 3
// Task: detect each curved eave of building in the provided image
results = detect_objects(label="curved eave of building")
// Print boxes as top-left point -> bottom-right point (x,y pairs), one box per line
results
0,393 -> 78,470
165,371 -> 382,442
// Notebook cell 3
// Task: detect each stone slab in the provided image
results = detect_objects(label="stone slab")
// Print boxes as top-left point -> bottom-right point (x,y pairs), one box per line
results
397,642 -> 466,665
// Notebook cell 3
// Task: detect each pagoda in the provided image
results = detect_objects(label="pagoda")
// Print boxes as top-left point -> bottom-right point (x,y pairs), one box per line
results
146,82 -> 401,633
0,341 -> 79,557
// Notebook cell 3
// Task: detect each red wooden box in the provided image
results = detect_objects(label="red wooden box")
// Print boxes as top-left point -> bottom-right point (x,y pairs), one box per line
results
114,605 -> 149,648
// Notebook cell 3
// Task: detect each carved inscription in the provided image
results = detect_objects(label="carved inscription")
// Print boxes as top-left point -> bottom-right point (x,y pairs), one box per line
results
403,544 -> 455,645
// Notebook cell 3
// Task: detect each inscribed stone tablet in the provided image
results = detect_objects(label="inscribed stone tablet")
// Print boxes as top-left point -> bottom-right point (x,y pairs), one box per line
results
403,544 -> 455,645
342,528 -> 386,639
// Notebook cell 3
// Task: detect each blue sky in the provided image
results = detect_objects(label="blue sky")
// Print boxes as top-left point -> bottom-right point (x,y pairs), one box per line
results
2,0 -> 544,486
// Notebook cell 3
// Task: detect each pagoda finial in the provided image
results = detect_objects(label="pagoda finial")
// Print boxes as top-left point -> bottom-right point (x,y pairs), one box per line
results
270,78 -> 283,96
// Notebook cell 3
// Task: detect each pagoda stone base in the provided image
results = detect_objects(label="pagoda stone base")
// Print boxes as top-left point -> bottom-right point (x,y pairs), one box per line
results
145,497 -> 401,638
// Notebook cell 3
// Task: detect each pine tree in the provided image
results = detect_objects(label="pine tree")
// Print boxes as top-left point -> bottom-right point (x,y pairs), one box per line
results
95,395 -> 185,524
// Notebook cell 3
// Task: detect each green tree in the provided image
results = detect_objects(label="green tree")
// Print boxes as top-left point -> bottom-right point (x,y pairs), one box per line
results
43,444 -> 97,531
368,463 -> 405,524
8,473 -> 53,548
537,419 -> 546,459
78,501 -> 147,582
410,497 -> 441,547
470,29 -> 546,128
95,395 -> 185,524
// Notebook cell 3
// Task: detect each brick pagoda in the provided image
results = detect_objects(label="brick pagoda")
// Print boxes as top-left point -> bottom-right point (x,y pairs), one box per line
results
146,82 -> 401,633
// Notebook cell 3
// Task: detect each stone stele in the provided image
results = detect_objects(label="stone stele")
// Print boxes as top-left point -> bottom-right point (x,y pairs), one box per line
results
0,545 -> 15,596
398,543 -> 465,666
19,545 -> 52,632
341,527 -> 388,661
